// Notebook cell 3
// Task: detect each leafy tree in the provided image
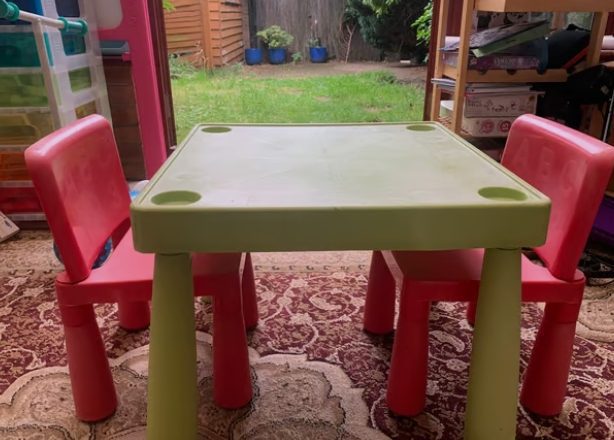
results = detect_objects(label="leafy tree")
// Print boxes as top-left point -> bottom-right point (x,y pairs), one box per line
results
412,1 -> 432,48
361,0 -> 400,16
345,0 -> 429,61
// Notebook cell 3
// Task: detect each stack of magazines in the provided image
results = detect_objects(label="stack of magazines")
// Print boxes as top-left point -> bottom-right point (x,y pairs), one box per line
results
431,79 -> 533,94
441,20 -> 550,71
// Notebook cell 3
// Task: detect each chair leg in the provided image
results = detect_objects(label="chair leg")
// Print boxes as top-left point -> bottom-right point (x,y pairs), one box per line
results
59,303 -> 117,422
241,253 -> 259,330
387,287 -> 430,416
118,300 -> 150,331
213,276 -> 252,408
520,302 -> 581,416
364,251 -> 396,334
466,300 -> 477,326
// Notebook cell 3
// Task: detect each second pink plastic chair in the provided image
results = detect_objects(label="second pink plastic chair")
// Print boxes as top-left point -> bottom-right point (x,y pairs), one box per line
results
364,115 -> 614,417
25,115 -> 259,422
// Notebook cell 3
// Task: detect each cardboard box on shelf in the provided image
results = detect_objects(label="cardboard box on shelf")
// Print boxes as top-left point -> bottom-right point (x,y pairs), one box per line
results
441,100 -> 517,138
462,116 -> 516,137
464,91 -> 541,118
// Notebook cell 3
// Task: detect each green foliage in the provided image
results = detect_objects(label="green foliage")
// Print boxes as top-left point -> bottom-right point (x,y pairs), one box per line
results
291,52 -> 303,63
361,0 -> 399,16
168,55 -> 197,79
307,37 -> 322,48
257,25 -> 294,49
171,69 -> 424,142
162,0 -> 175,12
344,0 -> 429,61
412,1 -> 432,48
373,71 -> 397,84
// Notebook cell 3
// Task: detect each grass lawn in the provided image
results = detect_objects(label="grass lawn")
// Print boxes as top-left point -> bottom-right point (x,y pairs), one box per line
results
171,66 -> 425,143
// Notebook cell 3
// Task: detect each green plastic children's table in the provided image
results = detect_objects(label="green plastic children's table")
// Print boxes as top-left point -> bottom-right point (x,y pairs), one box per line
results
131,122 -> 550,440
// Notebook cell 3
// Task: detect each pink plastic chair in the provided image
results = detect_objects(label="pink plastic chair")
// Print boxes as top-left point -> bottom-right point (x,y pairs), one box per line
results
364,115 -> 614,417
25,115 -> 259,422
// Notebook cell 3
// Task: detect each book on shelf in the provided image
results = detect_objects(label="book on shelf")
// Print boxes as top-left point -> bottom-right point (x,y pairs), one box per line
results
442,52 -> 541,71
431,78 -> 532,94
441,20 -> 550,58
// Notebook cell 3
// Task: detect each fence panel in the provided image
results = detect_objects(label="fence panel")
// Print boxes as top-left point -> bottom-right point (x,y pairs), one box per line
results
250,0 -> 380,61
165,0 -> 205,54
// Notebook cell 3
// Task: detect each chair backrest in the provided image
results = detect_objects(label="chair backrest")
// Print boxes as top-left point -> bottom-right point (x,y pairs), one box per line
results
25,115 -> 131,283
502,114 -> 614,281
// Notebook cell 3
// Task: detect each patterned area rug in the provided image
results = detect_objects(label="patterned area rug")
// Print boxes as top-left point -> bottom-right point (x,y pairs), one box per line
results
0,232 -> 613,439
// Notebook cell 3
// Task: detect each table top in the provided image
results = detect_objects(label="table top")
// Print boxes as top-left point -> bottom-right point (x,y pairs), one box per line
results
131,123 -> 550,253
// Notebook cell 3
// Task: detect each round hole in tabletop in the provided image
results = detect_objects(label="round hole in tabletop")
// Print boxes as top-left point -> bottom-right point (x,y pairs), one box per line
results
478,187 -> 527,202
201,126 -> 231,133
151,191 -> 202,206
406,124 -> 436,132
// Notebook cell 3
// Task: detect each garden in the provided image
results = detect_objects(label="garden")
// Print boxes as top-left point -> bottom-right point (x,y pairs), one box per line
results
167,0 -> 431,142
170,63 -> 425,142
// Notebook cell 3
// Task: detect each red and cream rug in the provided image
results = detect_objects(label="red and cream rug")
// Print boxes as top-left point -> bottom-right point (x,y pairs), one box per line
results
0,232 -> 613,439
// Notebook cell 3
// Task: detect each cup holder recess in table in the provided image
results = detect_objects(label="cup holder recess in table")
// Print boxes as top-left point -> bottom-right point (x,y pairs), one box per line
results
201,126 -> 231,133
478,187 -> 527,202
151,191 -> 202,206
406,124 -> 436,132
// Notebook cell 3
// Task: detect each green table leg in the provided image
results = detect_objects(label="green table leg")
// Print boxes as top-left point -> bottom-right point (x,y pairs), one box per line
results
465,248 -> 521,440
147,253 -> 197,440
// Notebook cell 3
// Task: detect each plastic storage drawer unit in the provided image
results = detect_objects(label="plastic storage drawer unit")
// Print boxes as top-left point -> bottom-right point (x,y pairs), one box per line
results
0,72 -> 47,106
0,109 -> 55,145
0,184 -> 41,213
0,151 -> 29,180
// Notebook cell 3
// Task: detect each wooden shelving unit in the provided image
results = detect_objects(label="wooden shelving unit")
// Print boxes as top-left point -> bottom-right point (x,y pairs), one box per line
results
475,0 -> 612,13
442,65 -> 568,82
430,0 -> 614,136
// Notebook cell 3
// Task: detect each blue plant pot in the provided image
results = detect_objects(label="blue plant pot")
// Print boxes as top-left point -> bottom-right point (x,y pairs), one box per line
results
309,47 -> 328,63
268,48 -> 287,65
244,48 -> 263,65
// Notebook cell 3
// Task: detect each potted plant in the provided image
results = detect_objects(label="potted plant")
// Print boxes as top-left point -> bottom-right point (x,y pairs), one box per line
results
256,25 -> 294,65
308,37 -> 328,63
307,17 -> 327,63
244,47 -> 263,65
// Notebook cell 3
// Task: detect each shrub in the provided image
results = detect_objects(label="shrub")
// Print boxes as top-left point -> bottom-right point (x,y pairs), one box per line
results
291,52 -> 303,63
308,37 -> 322,48
257,25 -> 294,49
344,0 -> 429,61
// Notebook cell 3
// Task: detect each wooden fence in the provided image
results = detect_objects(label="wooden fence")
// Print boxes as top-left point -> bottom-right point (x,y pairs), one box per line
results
249,0 -> 379,61
164,0 -> 203,56
164,0 -> 382,65
164,0 -> 249,67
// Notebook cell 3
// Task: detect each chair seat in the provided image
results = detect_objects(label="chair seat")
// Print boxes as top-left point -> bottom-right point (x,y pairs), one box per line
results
57,228 -> 243,306
385,249 -> 585,303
